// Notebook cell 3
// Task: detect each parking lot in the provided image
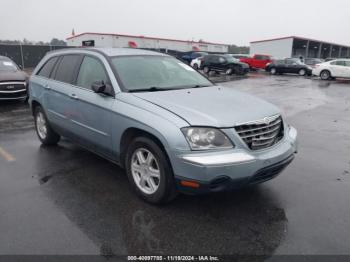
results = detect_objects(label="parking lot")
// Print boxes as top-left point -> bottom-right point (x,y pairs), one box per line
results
1,72 -> 350,256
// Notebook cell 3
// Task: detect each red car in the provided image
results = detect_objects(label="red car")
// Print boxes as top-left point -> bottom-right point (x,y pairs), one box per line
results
240,54 -> 272,70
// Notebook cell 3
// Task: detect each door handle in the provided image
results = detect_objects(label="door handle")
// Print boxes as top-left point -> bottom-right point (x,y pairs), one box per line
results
44,84 -> 51,90
70,93 -> 79,100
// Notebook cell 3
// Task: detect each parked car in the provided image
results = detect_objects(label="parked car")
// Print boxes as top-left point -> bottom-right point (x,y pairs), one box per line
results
312,59 -> 350,80
190,56 -> 205,70
265,58 -> 312,76
201,54 -> 250,75
0,56 -> 28,100
180,51 -> 208,64
29,48 -> 297,204
240,54 -> 272,70
304,58 -> 324,68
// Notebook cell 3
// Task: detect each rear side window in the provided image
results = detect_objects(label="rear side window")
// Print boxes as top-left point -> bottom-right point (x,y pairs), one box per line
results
76,56 -> 109,90
37,56 -> 58,78
54,55 -> 82,84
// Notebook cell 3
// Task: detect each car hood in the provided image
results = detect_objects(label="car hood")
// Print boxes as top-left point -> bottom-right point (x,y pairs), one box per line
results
132,86 -> 280,127
230,61 -> 249,68
0,70 -> 27,82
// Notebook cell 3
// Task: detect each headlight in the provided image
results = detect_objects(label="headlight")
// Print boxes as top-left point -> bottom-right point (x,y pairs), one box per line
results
181,127 -> 234,150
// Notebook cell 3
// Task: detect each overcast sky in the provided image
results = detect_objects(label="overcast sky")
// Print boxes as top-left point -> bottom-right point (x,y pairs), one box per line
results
1,0 -> 350,46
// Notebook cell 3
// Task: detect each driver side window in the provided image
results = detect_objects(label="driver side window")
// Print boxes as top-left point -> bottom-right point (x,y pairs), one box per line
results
76,56 -> 109,90
218,57 -> 226,63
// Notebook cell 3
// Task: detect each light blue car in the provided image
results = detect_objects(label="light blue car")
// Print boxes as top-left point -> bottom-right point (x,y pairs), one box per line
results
29,48 -> 297,204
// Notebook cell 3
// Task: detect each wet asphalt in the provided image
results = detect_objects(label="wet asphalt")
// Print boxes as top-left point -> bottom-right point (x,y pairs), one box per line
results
0,72 -> 350,257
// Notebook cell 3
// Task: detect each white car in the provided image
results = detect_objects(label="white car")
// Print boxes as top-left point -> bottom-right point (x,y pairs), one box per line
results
312,59 -> 350,80
190,56 -> 204,70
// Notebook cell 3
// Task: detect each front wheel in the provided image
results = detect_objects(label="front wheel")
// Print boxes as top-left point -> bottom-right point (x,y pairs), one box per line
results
125,137 -> 177,204
234,66 -> 246,75
298,69 -> 306,76
270,67 -> 277,75
192,63 -> 198,70
225,68 -> 233,75
203,66 -> 210,74
34,106 -> 60,145
320,70 -> 331,80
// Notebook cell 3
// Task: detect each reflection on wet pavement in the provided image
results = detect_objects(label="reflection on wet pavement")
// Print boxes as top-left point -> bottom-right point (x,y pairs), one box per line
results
36,143 -> 287,255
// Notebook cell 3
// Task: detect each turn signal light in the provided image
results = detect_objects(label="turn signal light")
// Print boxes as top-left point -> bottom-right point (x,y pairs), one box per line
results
180,180 -> 200,188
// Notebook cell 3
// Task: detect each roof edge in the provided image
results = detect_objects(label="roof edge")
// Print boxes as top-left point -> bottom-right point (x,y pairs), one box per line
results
250,36 -> 350,48
66,32 -> 230,46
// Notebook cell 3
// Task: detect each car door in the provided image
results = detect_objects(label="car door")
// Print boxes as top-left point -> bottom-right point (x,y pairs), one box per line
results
255,55 -> 269,69
344,61 -> 350,78
285,59 -> 298,74
45,54 -> 83,134
34,55 -> 60,116
217,56 -> 227,71
69,55 -> 114,157
276,60 -> 287,73
329,60 -> 346,77
210,56 -> 221,71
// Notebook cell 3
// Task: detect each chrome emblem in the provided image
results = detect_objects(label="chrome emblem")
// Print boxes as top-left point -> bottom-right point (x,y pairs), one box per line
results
6,85 -> 15,89
263,117 -> 271,125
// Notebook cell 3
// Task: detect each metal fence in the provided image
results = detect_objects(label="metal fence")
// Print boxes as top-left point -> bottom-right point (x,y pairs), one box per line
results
0,44 -> 71,69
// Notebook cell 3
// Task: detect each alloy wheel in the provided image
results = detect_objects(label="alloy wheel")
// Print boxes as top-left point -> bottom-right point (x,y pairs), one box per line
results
131,148 -> 161,195
36,112 -> 47,140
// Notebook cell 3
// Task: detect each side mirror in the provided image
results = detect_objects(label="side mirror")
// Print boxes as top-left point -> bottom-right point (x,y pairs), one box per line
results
91,81 -> 106,93
91,81 -> 114,97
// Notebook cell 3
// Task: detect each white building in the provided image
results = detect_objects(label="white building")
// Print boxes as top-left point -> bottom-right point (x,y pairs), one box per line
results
250,36 -> 350,59
66,32 -> 229,53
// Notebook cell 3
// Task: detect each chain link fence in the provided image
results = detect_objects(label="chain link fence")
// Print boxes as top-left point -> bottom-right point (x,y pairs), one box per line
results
0,44 -> 71,69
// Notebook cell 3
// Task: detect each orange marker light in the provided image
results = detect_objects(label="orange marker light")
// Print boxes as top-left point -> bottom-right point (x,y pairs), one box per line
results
180,180 -> 200,188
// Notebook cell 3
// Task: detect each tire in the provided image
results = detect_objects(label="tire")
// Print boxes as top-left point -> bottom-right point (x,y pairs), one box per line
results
320,70 -> 331,80
225,68 -> 233,75
298,69 -> 306,76
193,63 -> 198,70
270,67 -> 277,75
234,66 -> 245,75
34,106 -> 60,145
125,136 -> 178,204
203,66 -> 210,74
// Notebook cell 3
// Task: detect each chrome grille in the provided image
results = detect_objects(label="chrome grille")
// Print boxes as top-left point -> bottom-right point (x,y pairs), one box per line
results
0,81 -> 26,92
235,115 -> 284,150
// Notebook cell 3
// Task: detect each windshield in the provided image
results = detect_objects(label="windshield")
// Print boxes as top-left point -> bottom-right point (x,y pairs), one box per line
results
111,56 -> 213,92
224,55 -> 239,63
0,60 -> 18,71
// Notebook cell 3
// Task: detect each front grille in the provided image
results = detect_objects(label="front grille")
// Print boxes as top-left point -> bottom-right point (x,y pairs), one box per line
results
235,115 -> 284,150
0,81 -> 26,92
0,81 -> 27,99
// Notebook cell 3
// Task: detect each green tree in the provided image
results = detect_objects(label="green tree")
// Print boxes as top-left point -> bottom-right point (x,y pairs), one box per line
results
50,38 -> 67,46
228,45 -> 250,54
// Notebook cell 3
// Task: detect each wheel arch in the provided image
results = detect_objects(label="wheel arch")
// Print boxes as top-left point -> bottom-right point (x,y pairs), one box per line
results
119,127 -> 171,169
31,100 -> 42,115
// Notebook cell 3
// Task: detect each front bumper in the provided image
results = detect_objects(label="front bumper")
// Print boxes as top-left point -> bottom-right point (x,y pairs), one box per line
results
0,89 -> 27,100
171,126 -> 298,194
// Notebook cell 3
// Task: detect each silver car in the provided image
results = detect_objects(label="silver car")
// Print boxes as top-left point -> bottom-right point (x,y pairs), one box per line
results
29,48 -> 298,204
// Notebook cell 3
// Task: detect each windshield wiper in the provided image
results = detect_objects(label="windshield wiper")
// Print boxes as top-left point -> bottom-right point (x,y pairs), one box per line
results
188,84 -> 212,89
129,86 -> 173,93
